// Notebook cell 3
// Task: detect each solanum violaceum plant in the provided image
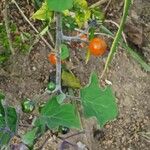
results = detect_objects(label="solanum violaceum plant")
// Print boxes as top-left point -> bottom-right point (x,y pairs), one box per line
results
2,0 -> 147,149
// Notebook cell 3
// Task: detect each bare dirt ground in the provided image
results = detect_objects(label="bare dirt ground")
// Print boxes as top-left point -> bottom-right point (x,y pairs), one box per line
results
0,0 -> 150,149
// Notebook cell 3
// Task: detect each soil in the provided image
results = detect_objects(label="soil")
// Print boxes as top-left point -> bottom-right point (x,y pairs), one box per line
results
0,0 -> 150,150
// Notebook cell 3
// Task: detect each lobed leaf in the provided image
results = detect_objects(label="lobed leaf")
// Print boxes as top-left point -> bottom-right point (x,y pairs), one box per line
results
34,97 -> 80,130
80,72 -> 118,127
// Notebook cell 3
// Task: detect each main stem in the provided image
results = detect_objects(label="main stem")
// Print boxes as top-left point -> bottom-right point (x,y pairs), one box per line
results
55,13 -> 62,92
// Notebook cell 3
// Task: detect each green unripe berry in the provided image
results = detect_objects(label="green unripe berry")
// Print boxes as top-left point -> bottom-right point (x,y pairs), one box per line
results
47,82 -> 56,91
21,99 -> 35,113
58,126 -> 70,134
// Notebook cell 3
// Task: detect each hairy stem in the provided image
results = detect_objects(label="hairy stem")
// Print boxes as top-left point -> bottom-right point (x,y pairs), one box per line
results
55,13 -> 62,92
62,35 -> 87,43
105,20 -> 127,44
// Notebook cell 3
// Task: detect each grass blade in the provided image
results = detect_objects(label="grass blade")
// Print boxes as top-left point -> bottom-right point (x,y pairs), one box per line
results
122,44 -> 150,72
100,26 -> 150,72
101,0 -> 132,78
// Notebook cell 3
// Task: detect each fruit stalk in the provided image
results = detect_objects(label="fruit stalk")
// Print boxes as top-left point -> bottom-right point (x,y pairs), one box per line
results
62,35 -> 87,43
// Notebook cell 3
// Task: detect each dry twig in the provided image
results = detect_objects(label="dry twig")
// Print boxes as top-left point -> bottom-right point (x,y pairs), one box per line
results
90,0 -> 108,8
105,19 -> 128,44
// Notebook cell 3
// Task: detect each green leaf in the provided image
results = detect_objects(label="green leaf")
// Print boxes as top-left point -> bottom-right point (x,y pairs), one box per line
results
73,0 -> 88,8
35,97 -> 80,129
62,0 -> 90,28
0,99 -> 5,128
0,96 -> 18,147
39,26 -> 49,36
0,92 -> 5,115
0,97 -> 5,139
33,0 -> 43,9
0,106 -> 18,134
0,92 -> 5,101
75,9 -> 91,28
100,25 -> 114,36
6,107 -> 18,132
61,44 -> 69,60
47,0 -> 73,12
32,2 -> 52,20
0,131 -> 11,147
73,0 -> 91,28
22,128 -> 38,147
89,27 -> 95,40
62,15 -> 77,30
56,93 -> 66,104
123,44 -> 150,72
62,71 -> 81,89
0,55 -> 8,64
80,72 -> 118,127
91,7 -> 105,22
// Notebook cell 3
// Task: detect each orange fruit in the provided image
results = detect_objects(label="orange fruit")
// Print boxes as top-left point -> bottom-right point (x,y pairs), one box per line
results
48,53 -> 57,65
88,38 -> 107,56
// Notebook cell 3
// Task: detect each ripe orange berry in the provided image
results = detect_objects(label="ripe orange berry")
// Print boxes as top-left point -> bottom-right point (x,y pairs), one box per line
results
88,38 -> 107,56
48,53 -> 57,65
